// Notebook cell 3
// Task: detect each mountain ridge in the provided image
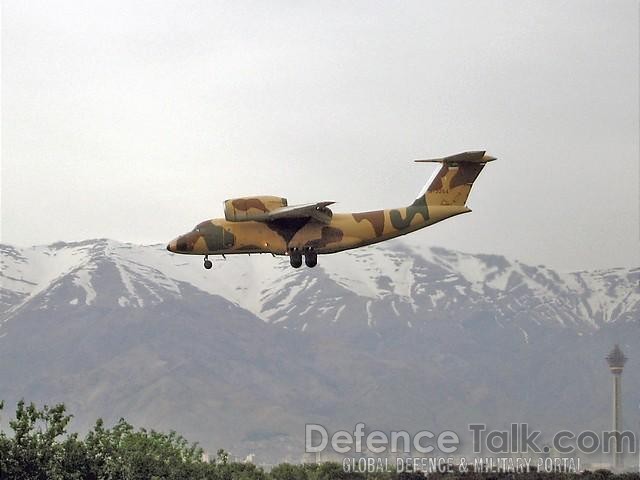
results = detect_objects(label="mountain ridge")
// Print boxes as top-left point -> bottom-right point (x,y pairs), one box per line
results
0,239 -> 638,462
2,239 -> 638,331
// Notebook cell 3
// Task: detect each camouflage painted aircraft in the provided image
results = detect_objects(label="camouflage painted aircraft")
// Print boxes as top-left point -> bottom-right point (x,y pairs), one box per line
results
167,151 -> 496,269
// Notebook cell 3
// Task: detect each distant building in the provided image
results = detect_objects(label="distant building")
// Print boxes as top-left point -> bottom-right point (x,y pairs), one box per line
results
605,344 -> 627,471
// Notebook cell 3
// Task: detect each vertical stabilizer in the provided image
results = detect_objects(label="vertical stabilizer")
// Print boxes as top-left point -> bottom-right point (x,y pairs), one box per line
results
414,151 -> 496,206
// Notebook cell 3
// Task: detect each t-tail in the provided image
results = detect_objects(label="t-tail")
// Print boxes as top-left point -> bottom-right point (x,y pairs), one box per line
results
414,150 -> 496,207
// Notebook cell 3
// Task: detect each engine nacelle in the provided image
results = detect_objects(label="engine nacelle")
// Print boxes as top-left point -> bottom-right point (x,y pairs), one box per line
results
223,196 -> 288,222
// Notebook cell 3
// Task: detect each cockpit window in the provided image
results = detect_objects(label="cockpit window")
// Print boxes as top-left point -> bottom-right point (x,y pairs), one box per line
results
194,221 -> 214,233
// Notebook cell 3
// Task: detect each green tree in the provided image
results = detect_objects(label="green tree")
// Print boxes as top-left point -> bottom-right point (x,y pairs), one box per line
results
0,401 -> 9,478
2,400 -> 74,480
307,462 -> 364,480
270,462 -> 308,480
84,417 -> 205,479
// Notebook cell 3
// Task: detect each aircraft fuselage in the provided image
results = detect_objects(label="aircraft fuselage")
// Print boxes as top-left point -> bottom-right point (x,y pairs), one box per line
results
167,203 -> 470,256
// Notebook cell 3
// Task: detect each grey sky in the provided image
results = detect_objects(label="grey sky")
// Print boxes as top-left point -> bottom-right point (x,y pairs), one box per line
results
2,0 -> 638,271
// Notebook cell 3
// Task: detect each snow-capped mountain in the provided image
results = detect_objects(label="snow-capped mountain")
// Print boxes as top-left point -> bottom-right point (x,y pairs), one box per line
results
2,239 -> 638,331
0,239 -> 638,461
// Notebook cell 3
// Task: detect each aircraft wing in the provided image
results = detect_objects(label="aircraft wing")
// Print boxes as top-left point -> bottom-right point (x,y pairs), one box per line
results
264,201 -> 335,224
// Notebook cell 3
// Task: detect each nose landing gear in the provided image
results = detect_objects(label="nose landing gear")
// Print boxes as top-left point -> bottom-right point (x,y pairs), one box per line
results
203,255 -> 213,269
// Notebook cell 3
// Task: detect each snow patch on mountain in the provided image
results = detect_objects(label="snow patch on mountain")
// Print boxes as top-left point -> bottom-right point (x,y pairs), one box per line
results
1,241 -> 96,318
73,268 -> 97,305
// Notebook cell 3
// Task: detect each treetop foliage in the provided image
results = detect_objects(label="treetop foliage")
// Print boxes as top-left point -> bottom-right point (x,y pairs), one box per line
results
0,401 -> 634,480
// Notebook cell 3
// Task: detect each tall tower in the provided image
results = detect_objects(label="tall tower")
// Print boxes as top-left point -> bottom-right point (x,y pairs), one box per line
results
606,344 -> 627,470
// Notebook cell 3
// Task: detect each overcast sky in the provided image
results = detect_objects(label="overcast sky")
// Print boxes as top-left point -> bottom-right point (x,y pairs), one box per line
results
2,0 -> 638,271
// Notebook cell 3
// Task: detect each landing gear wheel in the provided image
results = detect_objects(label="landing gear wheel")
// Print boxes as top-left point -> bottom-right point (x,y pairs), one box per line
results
304,252 -> 317,268
289,251 -> 302,268
203,256 -> 213,269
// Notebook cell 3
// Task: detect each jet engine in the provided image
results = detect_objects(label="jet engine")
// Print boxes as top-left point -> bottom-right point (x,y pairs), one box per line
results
223,196 -> 288,222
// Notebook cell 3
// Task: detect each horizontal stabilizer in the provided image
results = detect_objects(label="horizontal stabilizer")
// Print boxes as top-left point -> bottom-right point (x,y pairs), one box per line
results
415,150 -> 496,164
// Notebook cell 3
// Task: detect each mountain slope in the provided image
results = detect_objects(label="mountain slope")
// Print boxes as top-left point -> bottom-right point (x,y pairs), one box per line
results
0,240 -> 638,461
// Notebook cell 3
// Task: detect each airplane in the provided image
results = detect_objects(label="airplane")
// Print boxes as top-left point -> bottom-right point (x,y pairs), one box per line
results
167,150 -> 496,269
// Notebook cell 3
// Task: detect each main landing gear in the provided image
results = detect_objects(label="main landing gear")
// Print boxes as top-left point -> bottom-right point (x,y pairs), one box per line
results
203,255 -> 213,269
290,250 -> 303,268
305,250 -> 317,268
289,248 -> 317,268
